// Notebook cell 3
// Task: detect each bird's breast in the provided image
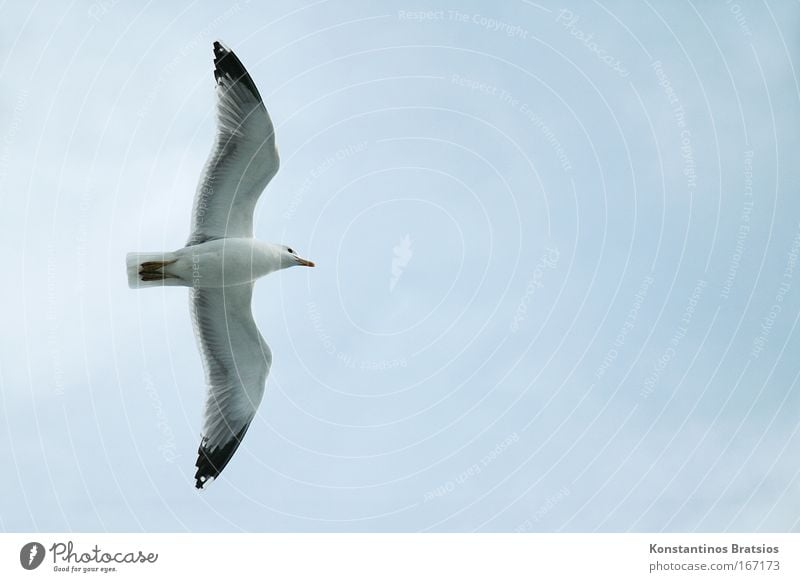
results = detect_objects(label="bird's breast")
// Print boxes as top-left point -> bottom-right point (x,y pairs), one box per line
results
174,238 -> 275,288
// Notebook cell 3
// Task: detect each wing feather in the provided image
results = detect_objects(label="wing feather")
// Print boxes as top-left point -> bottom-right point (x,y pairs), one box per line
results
190,284 -> 271,489
187,41 -> 279,246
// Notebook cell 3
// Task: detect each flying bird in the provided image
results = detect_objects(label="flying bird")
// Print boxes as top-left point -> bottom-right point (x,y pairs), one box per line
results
126,41 -> 314,489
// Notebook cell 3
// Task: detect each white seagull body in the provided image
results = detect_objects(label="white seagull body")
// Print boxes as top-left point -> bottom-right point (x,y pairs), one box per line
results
126,41 -> 314,489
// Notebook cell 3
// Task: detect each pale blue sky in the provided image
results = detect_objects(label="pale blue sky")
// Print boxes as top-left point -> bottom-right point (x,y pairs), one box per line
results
1,0 -> 799,531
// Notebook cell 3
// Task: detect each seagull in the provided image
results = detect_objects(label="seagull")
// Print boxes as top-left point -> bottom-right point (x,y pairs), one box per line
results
126,41 -> 314,489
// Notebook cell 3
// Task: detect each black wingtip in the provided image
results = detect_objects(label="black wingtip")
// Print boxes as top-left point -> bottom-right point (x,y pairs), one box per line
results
211,40 -> 262,102
194,424 -> 251,490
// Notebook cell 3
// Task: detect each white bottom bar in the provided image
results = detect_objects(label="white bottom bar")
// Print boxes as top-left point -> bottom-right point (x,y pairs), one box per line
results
1,534 -> 797,581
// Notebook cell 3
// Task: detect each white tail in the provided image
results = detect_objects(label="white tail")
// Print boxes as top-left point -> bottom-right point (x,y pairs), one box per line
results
126,252 -> 183,288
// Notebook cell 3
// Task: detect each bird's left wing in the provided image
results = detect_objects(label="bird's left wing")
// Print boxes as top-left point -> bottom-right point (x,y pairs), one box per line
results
190,284 -> 272,489
187,41 -> 279,246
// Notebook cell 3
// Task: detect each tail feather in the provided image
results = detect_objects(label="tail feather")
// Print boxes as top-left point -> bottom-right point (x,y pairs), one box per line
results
126,252 -> 183,288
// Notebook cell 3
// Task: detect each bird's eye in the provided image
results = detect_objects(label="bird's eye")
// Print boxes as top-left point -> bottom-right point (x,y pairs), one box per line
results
287,248 -> 294,254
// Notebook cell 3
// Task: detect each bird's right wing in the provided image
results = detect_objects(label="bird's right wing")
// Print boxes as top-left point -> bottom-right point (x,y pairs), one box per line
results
190,284 -> 272,489
187,41 -> 279,246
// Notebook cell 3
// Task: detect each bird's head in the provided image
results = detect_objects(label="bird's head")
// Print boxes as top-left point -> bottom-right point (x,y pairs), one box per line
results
280,245 -> 315,269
